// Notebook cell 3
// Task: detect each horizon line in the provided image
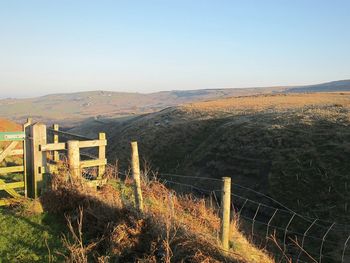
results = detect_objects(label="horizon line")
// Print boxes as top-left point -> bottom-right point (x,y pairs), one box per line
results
1,78 -> 349,100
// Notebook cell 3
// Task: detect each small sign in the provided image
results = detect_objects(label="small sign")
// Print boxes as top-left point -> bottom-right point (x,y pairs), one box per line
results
4,134 -> 25,140
0,132 -> 25,141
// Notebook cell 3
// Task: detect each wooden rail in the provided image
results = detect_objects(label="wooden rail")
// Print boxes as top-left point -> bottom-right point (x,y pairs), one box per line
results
80,159 -> 107,168
0,166 -> 24,174
39,133 -> 107,177
0,181 -> 24,191
43,125 -> 107,182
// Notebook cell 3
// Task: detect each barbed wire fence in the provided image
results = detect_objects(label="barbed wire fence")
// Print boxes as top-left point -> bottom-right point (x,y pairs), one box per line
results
154,172 -> 350,263
45,128 -> 350,262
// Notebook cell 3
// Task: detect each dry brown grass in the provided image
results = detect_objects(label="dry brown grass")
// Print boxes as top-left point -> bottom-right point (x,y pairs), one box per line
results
183,92 -> 350,113
0,118 -> 21,132
40,169 -> 274,263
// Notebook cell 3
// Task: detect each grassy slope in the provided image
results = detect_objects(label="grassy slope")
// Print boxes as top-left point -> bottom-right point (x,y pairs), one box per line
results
103,93 -> 350,223
93,92 -> 350,261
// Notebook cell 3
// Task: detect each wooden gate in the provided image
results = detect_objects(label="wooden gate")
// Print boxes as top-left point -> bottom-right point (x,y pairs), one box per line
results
0,118 -> 107,205
0,119 -> 31,205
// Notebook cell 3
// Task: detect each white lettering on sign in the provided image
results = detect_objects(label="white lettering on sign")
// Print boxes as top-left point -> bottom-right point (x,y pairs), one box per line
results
4,134 -> 25,140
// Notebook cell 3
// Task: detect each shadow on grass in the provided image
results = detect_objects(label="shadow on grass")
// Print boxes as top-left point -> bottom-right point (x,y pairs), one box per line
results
0,208 -> 66,262
40,184 -> 159,262
40,181 -> 236,263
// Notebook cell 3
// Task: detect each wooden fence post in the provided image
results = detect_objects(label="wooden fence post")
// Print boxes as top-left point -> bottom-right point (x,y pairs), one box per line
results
98,132 -> 106,179
53,124 -> 59,162
67,140 -> 80,178
23,118 -> 32,198
220,177 -> 231,252
29,123 -> 47,198
131,141 -> 143,212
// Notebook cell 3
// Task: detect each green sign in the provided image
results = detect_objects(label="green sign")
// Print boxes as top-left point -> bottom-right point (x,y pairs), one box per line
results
0,132 -> 25,141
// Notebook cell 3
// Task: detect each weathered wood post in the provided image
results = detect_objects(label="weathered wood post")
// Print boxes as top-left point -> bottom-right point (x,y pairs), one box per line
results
23,118 -> 32,198
220,177 -> 231,252
67,140 -> 80,178
98,132 -> 106,179
29,123 -> 47,198
53,124 -> 59,162
131,141 -> 144,212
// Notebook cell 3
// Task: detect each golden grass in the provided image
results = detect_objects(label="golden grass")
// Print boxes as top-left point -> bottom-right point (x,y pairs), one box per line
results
0,118 -> 21,132
183,92 -> 350,113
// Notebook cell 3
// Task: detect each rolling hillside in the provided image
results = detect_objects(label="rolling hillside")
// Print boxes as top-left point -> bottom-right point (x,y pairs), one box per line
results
69,91 -> 350,261
75,92 -> 350,225
0,88 -> 283,126
286,79 -> 350,93
2,79 -> 350,126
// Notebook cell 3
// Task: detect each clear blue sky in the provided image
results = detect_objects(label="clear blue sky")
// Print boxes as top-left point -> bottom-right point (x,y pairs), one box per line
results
0,0 -> 349,98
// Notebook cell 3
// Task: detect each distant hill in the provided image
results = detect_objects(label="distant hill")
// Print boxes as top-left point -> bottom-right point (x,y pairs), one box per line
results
285,79 -> 350,93
0,88 -> 283,125
1,79 -> 349,125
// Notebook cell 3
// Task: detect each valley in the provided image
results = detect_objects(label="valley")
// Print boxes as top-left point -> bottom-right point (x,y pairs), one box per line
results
69,92 -> 350,224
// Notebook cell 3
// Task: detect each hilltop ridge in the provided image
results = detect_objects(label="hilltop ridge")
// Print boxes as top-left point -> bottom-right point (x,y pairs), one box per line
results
1,79 -> 349,125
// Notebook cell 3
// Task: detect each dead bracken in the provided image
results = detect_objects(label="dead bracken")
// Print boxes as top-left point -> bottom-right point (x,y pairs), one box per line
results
40,168 -> 274,263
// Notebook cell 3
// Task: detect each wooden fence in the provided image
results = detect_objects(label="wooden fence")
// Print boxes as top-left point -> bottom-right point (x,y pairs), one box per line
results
1,120 -> 233,253
0,118 -> 107,203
